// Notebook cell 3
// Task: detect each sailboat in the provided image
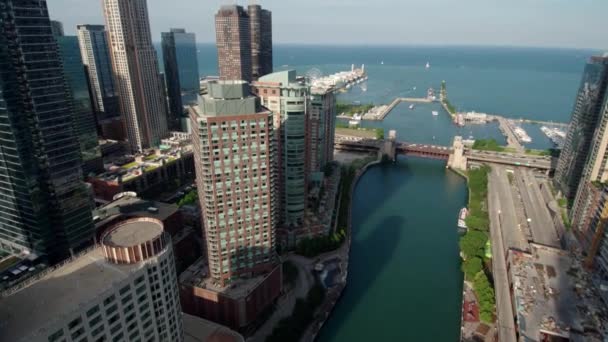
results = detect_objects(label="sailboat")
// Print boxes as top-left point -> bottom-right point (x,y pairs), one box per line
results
425,62 -> 431,69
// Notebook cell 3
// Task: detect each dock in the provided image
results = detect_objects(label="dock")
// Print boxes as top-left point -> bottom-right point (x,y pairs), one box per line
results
365,97 -> 435,121
496,116 -> 525,152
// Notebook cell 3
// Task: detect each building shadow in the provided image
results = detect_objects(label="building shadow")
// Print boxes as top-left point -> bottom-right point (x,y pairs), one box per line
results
316,215 -> 403,341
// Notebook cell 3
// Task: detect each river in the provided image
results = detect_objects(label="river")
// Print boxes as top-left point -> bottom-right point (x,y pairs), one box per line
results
317,157 -> 467,341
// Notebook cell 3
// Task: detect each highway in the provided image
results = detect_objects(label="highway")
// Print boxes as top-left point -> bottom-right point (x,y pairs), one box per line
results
468,150 -> 553,170
513,169 -> 561,248
490,166 -> 530,252
487,166 -> 518,342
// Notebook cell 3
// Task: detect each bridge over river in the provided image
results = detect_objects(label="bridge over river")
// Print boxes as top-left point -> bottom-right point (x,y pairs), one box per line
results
335,134 -> 555,171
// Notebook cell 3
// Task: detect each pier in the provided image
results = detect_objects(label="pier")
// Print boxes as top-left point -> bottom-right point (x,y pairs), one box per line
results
366,97 -> 435,121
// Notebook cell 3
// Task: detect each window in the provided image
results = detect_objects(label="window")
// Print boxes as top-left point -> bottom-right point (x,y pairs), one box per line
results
68,318 -> 82,330
86,306 -> 100,317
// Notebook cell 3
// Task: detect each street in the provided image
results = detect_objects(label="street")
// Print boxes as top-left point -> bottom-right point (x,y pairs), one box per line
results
487,166 -> 518,342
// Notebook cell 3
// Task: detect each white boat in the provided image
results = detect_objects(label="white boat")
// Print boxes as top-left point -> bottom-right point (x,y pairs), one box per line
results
381,61 -> 384,65
425,62 -> 430,69
432,111 -> 439,116
409,104 -> 415,110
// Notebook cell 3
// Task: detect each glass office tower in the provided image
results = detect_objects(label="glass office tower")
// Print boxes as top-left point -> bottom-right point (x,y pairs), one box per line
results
77,24 -> 123,140
554,56 -> 608,203
161,28 -> 199,131
56,35 -> 103,174
0,0 -> 94,260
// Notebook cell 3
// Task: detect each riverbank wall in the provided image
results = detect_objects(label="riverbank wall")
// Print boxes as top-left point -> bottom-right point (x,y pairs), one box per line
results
304,159 -> 381,341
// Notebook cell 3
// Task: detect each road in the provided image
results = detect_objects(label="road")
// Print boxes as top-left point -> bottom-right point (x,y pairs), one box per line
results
487,166 -> 518,342
513,169 -> 560,248
490,166 -> 529,252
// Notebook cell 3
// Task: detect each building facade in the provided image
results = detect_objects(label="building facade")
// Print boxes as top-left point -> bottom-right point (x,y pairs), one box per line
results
0,0 -> 94,260
183,80 -> 281,328
191,80 -> 277,284
310,86 -> 337,174
215,4 -> 272,82
55,34 -> 103,175
215,5 -> 252,82
248,4 -> 272,80
554,56 -> 608,203
0,218 -> 184,342
253,71 -> 310,233
161,28 -> 199,132
103,0 -> 169,152
76,24 -> 123,140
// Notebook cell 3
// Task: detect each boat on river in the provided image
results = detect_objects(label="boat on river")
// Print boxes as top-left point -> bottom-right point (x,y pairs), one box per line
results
458,207 -> 468,233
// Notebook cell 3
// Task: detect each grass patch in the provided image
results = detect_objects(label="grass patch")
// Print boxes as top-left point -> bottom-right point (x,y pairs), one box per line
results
336,125 -> 382,140
121,161 -> 139,169
144,154 -> 157,161
472,139 -> 506,153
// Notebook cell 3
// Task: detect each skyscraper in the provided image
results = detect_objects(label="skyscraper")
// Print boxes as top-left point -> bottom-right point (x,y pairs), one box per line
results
215,4 -> 272,82
0,218 -> 184,342
554,56 -> 608,203
0,0 -> 94,260
103,0 -> 169,152
76,24 -> 123,140
50,19 -> 64,36
182,81 -> 282,328
253,71 -> 310,237
55,33 -> 103,174
310,86 -> 337,174
161,28 -> 199,131
215,5 -> 252,82
191,80 -> 277,285
248,4 -> 273,79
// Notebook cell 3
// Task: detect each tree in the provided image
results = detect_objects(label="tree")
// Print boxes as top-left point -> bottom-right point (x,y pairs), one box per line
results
462,257 -> 483,280
459,230 -> 488,259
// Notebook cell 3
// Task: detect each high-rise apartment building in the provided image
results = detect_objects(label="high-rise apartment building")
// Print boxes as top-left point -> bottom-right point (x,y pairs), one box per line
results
103,0 -> 169,152
55,34 -> 103,174
310,86 -> 337,174
0,0 -> 94,260
161,28 -> 199,131
554,56 -> 608,203
182,81 -> 281,329
253,71 -> 309,234
215,4 -> 272,82
0,218 -> 184,342
76,24 -> 123,140
248,4 -> 273,80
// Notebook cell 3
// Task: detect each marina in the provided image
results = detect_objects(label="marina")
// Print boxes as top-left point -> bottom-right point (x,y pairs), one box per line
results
311,64 -> 368,93
540,126 -> 566,148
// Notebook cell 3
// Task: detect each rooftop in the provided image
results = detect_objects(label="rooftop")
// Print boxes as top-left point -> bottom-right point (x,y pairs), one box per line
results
179,258 -> 277,299
0,248 -> 142,342
102,219 -> 164,248
91,144 -> 191,184
183,313 -> 244,342
94,194 -> 179,225
509,244 -> 608,341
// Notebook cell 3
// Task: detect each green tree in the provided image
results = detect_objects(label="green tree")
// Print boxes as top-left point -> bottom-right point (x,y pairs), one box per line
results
459,230 -> 488,259
462,257 -> 483,280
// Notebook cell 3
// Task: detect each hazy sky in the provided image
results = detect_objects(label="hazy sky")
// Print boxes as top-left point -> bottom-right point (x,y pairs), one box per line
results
48,0 -> 607,49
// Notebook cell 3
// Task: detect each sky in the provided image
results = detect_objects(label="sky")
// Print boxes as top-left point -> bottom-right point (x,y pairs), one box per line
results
47,0 -> 607,50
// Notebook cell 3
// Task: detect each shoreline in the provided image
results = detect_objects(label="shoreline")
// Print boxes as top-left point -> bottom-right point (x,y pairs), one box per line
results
304,158 -> 381,341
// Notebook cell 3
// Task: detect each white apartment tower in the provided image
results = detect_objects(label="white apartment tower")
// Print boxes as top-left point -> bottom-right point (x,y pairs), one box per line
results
0,218 -> 183,342
103,0 -> 168,152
